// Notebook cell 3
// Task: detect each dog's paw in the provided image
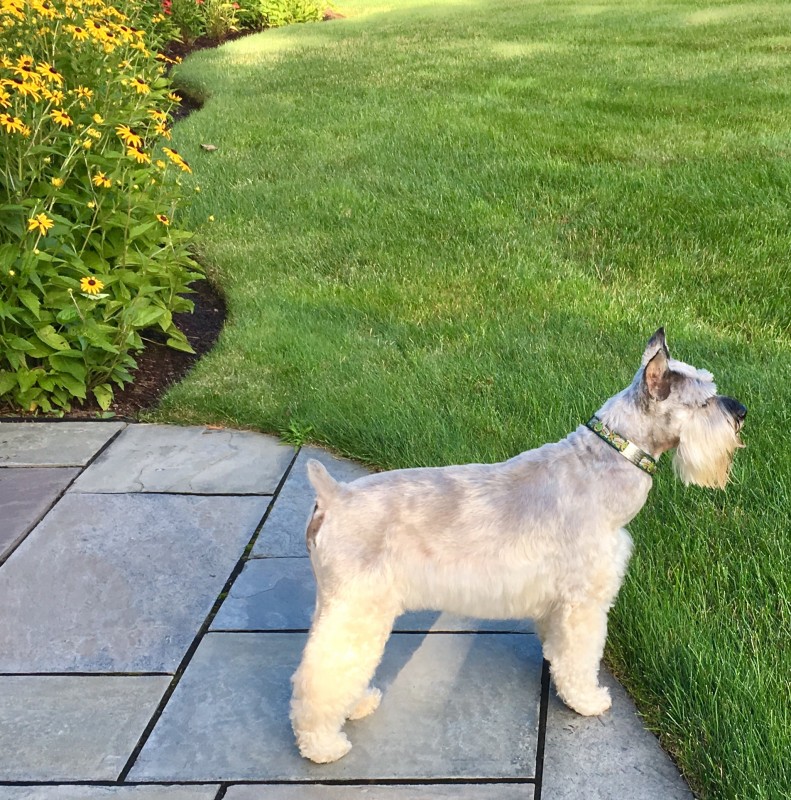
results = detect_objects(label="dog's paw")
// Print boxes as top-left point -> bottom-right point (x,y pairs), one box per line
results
347,687 -> 382,720
297,731 -> 352,764
567,686 -> 612,717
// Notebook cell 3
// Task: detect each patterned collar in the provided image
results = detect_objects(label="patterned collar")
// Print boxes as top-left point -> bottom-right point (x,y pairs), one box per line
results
585,416 -> 657,476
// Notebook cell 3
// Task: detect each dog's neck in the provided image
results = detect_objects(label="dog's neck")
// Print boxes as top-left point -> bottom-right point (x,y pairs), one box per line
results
585,416 -> 657,476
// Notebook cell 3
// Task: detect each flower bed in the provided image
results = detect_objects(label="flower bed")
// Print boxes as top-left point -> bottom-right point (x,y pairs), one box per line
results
0,0 -> 200,413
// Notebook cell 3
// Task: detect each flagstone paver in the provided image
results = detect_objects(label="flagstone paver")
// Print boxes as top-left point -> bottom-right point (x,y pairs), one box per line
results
71,424 -> 293,494
0,466 -> 79,561
252,446 -> 369,557
211,556 -> 533,633
0,675 -> 169,781
542,672 -> 693,800
0,422 -> 125,467
0,789 -> 219,800
225,785 -> 533,799
129,631 -> 542,782
0,493 -> 269,672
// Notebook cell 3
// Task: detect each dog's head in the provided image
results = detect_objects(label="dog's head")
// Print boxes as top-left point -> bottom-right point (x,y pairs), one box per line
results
636,328 -> 746,489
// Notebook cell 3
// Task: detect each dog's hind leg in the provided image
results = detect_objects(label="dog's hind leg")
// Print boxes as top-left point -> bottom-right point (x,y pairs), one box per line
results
290,589 -> 397,763
538,601 -> 612,717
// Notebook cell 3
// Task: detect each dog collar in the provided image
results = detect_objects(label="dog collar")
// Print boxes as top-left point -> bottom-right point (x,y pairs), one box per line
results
586,416 -> 657,476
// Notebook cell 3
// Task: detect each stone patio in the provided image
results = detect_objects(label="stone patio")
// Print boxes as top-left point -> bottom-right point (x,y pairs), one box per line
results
0,421 -> 693,799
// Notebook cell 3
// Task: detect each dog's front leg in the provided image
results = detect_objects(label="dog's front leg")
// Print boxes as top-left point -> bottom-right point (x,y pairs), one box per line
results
538,601 -> 612,716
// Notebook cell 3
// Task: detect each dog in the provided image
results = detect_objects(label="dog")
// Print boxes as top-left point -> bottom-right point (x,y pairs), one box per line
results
290,328 -> 746,763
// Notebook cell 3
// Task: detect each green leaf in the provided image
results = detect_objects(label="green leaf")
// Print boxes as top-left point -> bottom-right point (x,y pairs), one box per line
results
0,371 -> 16,395
49,354 -> 87,381
128,304 -> 165,328
35,324 -> 70,351
17,289 -> 41,320
93,383 -> 113,411
166,335 -> 196,354
4,334 -> 36,352
57,373 -> 87,400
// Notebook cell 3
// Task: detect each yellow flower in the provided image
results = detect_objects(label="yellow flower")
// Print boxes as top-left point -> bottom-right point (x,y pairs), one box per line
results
92,113 -> 104,124
130,76 -> 150,95
50,108 -> 73,127
66,24 -> 89,41
127,146 -> 151,164
92,171 -> 112,188
155,159 -> 166,169
73,85 -> 93,100
36,62 -> 63,85
148,108 -> 167,122
42,87 -> 65,104
161,146 -> 190,172
80,276 -> 104,294
115,123 -> 142,148
154,121 -> 171,140
167,91 -> 182,104
87,200 -> 96,209
208,215 -> 215,222
156,213 -> 169,226
27,213 -> 54,235
51,177 -> 64,187
85,126 -> 101,139
0,112 -> 26,134
0,88 -> 10,108
16,81 -> 42,101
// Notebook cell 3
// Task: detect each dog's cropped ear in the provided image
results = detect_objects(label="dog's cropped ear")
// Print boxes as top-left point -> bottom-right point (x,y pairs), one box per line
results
644,347 -> 671,401
641,327 -> 670,366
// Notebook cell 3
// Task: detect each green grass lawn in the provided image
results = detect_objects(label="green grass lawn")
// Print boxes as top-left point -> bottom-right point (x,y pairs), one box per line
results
152,1 -> 790,796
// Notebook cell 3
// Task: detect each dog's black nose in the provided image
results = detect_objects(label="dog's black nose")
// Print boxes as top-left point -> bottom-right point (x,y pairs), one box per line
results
721,396 -> 747,421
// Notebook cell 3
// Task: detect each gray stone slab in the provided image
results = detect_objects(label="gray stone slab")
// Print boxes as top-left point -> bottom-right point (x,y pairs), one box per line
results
0,493 -> 269,672
226,785 -> 532,799
0,467 -> 79,561
542,670 -> 693,799
0,790 -> 218,800
252,446 -> 370,557
0,675 -> 169,781
71,424 -> 294,494
0,422 -> 125,467
212,557 -> 532,633
129,631 -> 542,781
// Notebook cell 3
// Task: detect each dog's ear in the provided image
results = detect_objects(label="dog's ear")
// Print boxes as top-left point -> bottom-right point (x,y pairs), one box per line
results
641,327 -> 670,366
644,347 -> 671,401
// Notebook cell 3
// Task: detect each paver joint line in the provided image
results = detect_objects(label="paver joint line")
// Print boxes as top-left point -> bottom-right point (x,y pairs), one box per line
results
116,445 -> 301,782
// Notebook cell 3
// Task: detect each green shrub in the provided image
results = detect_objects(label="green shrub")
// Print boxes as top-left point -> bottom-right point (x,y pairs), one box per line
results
0,0 -> 202,413
236,0 -> 324,31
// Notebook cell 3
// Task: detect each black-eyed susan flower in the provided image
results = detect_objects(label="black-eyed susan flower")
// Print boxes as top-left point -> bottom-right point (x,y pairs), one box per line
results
50,108 -> 73,127
127,146 -> 151,164
115,123 -> 142,148
16,81 -> 42,101
0,88 -> 10,108
36,62 -> 63,85
148,108 -> 168,122
80,276 -> 104,294
27,213 -> 54,235
73,85 -> 93,100
92,171 -> 112,188
130,76 -> 150,95
0,112 -> 26,134
167,91 -> 182,104
156,213 -> 170,226
66,24 -> 89,41
154,121 -> 171,140
42,87 -> 65,104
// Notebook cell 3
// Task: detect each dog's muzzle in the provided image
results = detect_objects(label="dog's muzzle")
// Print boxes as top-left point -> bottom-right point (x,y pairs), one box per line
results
720,396 -> 747,430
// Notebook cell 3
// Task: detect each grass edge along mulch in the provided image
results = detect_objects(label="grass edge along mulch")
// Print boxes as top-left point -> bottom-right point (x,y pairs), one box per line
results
151,1 -> 791,797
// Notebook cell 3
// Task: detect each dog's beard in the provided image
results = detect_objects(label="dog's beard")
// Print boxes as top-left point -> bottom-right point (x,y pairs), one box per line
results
673,407 -> 744,489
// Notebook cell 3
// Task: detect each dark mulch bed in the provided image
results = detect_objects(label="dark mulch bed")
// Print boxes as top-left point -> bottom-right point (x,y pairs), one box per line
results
0,279 -> 226,421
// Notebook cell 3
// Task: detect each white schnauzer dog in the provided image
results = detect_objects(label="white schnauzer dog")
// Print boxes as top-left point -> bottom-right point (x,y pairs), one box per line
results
290,328 -> 746,763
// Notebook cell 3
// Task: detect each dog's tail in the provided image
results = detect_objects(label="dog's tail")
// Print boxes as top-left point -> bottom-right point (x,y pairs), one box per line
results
306,459 -> 340,505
